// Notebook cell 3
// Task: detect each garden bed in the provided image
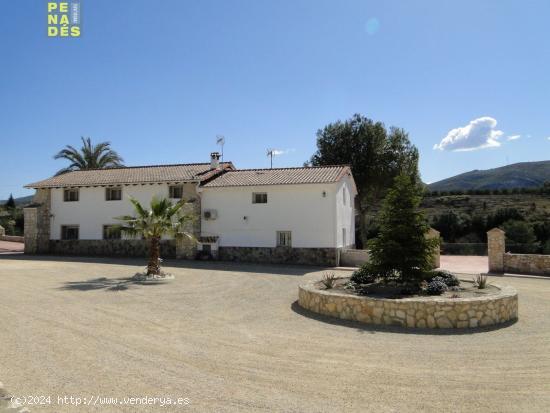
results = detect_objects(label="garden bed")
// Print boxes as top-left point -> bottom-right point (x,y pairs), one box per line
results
298,277 -> 518,329
318,277 -> 499,299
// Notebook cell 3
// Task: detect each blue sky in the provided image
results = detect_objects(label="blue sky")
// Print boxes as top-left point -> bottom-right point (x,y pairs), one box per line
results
1,0 -> 549,198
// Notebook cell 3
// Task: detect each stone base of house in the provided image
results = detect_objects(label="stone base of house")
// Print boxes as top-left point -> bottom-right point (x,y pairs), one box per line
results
218,246 -> 339,267
36,241 -> 337,267
48,240 -> 177,258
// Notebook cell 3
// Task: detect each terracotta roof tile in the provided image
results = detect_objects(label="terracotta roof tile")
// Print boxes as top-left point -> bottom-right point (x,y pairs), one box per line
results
202,165 -> 351,187
25,163 -> 234,188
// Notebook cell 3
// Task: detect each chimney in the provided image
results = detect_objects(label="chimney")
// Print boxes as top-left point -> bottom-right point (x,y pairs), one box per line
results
210,152 -> 221,169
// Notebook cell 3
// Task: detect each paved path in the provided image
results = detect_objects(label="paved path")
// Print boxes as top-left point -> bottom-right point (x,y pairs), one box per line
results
440,255 -> 488,274
0,255 -> 549,412
0,241 -> 23,254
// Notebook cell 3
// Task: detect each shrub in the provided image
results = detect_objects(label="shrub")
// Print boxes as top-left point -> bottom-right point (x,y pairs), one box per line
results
502,220 -> 538,245
425,279 -> 448,295
321,272 -> 338,289
351,264 -> 377,284
473,274 -> 489,289
426,270 -> 460,287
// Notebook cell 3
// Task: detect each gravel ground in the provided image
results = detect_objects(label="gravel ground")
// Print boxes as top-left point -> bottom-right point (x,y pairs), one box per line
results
0,255 -> 549,412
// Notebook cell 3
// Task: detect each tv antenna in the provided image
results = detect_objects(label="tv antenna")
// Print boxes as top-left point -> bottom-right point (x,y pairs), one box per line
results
216,135 -> 225,164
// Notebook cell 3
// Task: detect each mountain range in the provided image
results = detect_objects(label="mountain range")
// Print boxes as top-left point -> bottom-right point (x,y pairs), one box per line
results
428,161 -> 550,191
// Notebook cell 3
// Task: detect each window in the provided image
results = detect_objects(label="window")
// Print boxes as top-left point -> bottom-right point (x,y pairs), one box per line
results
342,228 -> 347,246
63,188 -> 79,202
277,231 -> 292,247
343,187 -> 347,205
106,187 -> 122,201
169,185 -> 184,199
252,192 -> 267,204
103,225 -> 121,240
61,225 -> 79,240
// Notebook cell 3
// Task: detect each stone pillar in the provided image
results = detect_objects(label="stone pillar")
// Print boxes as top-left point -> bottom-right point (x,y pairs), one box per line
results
426,228 -> 441,269
24,207 -> 38,253
487,228 -> 505,273
0,225 -> 5,237
23,189 -> 51,254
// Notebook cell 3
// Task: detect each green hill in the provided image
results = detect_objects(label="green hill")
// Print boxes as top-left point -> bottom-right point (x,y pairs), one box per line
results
0,195 -> 33,206
428,161 -> 550,191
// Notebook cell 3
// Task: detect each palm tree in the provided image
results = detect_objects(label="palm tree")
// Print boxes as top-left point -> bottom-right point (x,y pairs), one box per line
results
116,197 -> 196,277
54,137 -> 124,175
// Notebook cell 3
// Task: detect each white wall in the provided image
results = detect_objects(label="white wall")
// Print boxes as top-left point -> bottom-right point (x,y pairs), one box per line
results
48,178 -> 355,248
335,175 -> 356,248
200,183 -> 337,248
49,183 -> 197,240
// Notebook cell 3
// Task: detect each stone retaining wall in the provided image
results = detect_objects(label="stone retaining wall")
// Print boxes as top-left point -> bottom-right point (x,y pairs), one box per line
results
0,235 -> 24,243
219,246 -> 338,267
504,253 -> 550,276
340,249 -> 370,267
488,227 -> 550,276
49,239 -> 176,258
298,281 -> 518,329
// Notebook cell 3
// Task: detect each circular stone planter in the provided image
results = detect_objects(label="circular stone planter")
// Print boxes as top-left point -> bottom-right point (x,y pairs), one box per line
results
298,280 -> 518,329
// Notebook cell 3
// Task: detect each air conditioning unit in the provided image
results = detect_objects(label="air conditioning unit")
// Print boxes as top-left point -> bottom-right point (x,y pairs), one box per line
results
203,209 -> 218,220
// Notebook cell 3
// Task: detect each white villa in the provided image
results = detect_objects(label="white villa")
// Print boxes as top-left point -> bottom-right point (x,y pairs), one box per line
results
24,153 -> 357,266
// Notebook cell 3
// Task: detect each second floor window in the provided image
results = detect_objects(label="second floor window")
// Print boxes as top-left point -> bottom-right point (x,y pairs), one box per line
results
169,185 -> 184,199
63,188 -> 79,202
106,187 -> 122,201
252,192 -> 267,204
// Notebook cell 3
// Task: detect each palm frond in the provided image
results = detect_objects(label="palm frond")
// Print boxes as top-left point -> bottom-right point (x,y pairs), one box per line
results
53,137 -> 124,173
115,197 -> 197,243
128,198 -> 149,218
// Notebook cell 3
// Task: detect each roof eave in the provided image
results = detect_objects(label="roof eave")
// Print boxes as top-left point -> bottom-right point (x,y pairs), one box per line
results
24,179 -> 203,190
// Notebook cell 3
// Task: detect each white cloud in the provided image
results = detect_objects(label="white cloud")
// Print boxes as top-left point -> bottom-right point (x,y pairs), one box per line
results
433,117 -> 504,152
270,148 -> 295,156
507,135 -> 521,141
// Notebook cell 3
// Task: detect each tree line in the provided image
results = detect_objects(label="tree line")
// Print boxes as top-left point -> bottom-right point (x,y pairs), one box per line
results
426,184 -> 550,197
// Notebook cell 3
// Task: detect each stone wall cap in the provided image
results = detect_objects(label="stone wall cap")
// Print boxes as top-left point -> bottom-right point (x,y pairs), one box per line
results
487,228 -> 505,234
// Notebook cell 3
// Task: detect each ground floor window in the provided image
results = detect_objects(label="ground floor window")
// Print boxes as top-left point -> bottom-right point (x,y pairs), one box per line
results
277,231 -> 292,247
103,225 -> 122,240
61,225 -> 79,240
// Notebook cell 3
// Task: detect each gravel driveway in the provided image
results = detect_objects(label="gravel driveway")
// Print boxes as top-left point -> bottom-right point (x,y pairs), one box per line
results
0,255 -> 549,412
